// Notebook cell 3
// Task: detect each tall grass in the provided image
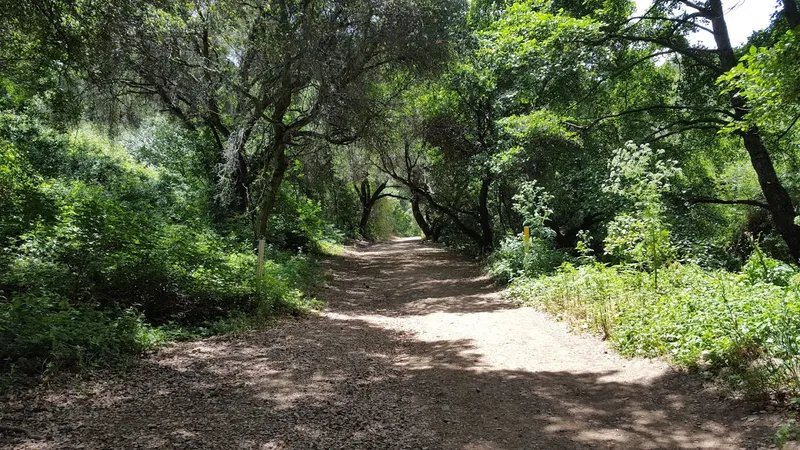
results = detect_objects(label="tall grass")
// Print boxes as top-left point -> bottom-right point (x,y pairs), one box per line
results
507,255 -> 800,397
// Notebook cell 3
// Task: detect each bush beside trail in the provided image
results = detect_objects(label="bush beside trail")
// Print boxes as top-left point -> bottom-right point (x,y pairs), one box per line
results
1,114 -> 326,382
507,255 -> 800,398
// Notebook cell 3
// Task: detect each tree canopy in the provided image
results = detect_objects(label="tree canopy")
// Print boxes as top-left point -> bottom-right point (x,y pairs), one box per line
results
4,0 -> 800,396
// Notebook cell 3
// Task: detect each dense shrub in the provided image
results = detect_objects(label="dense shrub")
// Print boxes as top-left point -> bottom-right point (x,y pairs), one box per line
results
1,151 -> 317,322
488,235 -> 567,283
507,256 -> 800,396
0,294 -> 152,375
270,183 -> 336,251
488,179 -> 567,282
0,114 -> 326,379
492,142 -> 800,398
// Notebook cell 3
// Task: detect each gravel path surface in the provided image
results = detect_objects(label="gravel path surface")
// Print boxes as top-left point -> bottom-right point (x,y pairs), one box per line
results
1,238 -> 779,449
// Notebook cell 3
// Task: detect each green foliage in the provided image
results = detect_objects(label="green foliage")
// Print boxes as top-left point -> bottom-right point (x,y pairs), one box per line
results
367,197 -> 420,240
496,138 -> 800,397
719,31 -> 800,139
488,235 -> 567,283
124,116 -> 217,180
489,182 -> 565,282
0,111 -> 324,381
271,183 -> 331,251
742,245 -> 798,287
508,258 -> 800,397
3,0 -> 800,401
603,142 -> 681,207
575,229 -> 595,264
1,293 -> 152,375
775,414 -> 800,447
0,139 -> 47,247
603,142 -> 680,271
253,254 -> 323,317
604,212 -> 675,269
511,180 -> 554,234
493,111 -> 580,172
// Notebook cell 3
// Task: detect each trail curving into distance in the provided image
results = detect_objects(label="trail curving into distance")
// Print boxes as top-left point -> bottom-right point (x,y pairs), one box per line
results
1,239 -> 778,449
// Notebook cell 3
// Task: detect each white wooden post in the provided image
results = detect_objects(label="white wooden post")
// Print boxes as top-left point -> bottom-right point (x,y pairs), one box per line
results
256,238 -> 266,278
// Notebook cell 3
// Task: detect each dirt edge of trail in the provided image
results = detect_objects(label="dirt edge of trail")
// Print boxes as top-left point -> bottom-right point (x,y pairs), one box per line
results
1,238 -> 781,450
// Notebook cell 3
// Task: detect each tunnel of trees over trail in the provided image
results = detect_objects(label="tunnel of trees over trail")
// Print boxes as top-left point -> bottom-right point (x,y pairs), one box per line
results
3,0 -> 800,403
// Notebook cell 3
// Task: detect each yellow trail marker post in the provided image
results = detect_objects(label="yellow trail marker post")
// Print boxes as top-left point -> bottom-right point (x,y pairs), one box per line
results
523,226 -> 530,252
256,238 -> 266,278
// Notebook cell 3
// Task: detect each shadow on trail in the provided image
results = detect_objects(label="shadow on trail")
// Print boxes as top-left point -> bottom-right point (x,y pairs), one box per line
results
11,315 -> 768,449
3,239 -> 772,449
323,239 -> 512,317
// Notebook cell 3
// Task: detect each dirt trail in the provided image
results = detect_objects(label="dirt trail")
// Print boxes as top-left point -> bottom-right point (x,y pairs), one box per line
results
1,239 -> 779,449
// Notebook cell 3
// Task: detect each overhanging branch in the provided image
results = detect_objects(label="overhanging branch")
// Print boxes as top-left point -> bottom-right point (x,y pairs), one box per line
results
585,105 -> 732,130
376,193 -> 410,201
688,197 -> 769,209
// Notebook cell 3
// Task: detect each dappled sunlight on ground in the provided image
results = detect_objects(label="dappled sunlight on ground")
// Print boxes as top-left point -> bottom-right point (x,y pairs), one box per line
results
1,239 -> 777,449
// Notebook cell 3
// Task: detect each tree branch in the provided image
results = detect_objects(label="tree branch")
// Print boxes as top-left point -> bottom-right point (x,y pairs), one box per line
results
626,14 -> 715,34
585,105 -> 732,130
688,197 -> 770,209
605,34 -> 722,74
376,193 -> 410,201
777,111 -> 800,142
645,117 -> 729,141
676,0 -> 712,15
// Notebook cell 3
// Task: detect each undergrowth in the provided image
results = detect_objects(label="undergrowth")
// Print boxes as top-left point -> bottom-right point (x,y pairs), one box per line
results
499,143 -> 800,399
0,112 -> 329,387
507,251 -> 800,398
0,255 -> 324,386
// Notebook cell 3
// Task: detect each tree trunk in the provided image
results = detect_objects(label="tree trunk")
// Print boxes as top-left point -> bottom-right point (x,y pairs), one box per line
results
709,0 -> 800,262
477,175 -> 494,253
254,141 -> 289,243
354,179 -> 389,239
422,189 -> 484,247
358,204 -> 372,238
785,0 -> 800,29
411,195 -> 433,239
741,130 -> 800,261
426,210 -> 442,242
233,151 -> 250,212
383,170 -> 489,249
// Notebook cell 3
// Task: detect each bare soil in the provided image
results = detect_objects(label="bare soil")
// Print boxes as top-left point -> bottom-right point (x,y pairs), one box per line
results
1,238 -> 781,449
